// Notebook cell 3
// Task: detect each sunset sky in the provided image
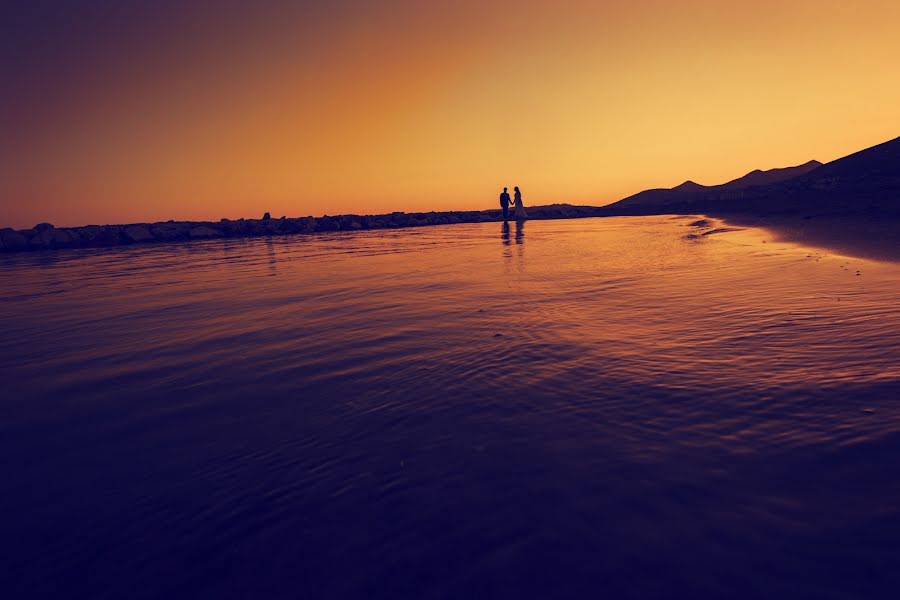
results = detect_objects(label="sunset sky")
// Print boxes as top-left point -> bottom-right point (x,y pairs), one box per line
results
2,0 -> 899,228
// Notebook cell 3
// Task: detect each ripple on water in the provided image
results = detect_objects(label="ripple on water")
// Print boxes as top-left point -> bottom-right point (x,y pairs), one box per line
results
2,216 -> 900,598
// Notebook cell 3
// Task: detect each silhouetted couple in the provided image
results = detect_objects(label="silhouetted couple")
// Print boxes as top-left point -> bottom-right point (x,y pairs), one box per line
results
499,186 -> 527,221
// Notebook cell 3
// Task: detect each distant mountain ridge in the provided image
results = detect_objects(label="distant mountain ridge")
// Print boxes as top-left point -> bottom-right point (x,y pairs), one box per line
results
613,160 -> 824,209
673,180 -> 706,192
720,160 -> 823,189
602,136 -> 900,216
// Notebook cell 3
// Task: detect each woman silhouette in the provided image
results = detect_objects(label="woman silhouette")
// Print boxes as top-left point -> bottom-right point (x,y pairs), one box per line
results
513,186 -> 527,220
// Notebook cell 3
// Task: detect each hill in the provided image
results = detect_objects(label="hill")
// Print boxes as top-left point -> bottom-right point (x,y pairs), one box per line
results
603,136 -> 900,217
720,160 -> 822,189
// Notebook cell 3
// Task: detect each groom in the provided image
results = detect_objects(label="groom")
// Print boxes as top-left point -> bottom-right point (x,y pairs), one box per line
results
499,187 -> 511,221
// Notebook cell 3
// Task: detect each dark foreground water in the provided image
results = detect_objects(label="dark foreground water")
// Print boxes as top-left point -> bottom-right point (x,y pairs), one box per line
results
2,216 -> 900,599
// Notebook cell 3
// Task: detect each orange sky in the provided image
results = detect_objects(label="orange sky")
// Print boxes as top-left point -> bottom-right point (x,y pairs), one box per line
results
2,0 -> 899,228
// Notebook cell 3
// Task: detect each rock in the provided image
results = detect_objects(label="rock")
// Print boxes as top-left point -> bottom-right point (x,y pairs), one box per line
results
689,219 -> 711,227
316,216 -> 339,231
220,219 -> 247,236
0,228 -> 27,251
150,226 -> 175,239
245,220 -> 265,235
339,215 -> 363,230
189,225 -> 221,239
78,225 -> 121,246
3,206 -> 631,253
53,229 -> 78,248
124,225 -> 154,243
278,219 -> 301,234
391,213 -> 413,227
150,223 -> 189,240
29,227 -> 56,249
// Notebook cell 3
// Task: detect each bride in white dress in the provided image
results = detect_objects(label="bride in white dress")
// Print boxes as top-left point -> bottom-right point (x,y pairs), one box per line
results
513,186 -> 527,220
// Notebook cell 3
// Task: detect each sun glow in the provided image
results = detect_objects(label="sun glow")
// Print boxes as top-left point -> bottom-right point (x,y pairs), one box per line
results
2,0 -> 899,228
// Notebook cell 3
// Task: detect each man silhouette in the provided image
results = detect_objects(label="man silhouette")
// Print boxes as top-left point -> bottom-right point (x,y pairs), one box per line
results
499,187 -> 511,221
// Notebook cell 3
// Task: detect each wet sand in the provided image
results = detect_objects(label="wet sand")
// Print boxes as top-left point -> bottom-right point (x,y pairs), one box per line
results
718,214 -> 900,262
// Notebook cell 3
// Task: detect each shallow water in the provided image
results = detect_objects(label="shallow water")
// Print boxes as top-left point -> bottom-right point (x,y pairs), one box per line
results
2,216 -> 900,599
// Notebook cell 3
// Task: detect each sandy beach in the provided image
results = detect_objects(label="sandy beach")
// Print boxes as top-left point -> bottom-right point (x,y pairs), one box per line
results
718,213 -> 900,262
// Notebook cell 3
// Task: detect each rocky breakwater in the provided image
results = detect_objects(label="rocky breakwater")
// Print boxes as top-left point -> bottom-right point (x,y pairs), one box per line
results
0,204 -> 606,253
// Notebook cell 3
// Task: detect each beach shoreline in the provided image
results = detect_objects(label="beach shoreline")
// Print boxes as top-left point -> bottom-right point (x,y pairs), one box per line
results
715,213 -> 900,262
5,203 -> 899,263
0,204 -> 606,253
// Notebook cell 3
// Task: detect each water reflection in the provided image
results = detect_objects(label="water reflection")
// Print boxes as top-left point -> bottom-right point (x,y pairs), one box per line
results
2,217 -> 900,599
266,237 -> 277,276
501,220 -> 526,272
515,220 -> 525,272
501,221 -> 512,271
